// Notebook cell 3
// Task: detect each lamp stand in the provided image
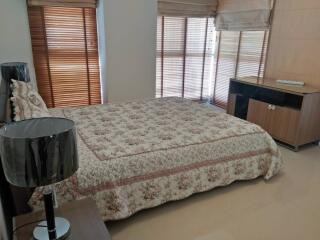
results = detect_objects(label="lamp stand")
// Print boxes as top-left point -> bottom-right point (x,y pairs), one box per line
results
33,186 -> 71,240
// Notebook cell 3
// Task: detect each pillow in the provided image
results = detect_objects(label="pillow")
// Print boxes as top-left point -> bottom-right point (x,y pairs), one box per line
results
10,79 -> 51,121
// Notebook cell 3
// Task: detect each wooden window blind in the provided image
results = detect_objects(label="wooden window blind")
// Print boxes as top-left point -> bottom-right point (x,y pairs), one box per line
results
156,16 -> 216,101
212,30 -> 269,108
28,6 -> 101,108
27,0 -> 97,8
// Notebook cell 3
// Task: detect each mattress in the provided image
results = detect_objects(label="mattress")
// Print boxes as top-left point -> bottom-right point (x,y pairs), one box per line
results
30,97 -> 283,221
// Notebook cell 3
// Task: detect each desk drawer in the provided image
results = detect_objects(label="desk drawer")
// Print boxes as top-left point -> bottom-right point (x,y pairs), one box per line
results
247,99 -> 300,145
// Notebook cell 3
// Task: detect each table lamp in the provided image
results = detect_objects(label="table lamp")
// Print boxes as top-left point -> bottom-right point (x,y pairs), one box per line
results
0,117 -> 79,240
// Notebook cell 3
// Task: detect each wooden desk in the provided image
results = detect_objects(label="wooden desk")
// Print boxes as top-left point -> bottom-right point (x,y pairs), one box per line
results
227,77 -> 320,150
13,198 -> 111,240
230,76 -> 320,95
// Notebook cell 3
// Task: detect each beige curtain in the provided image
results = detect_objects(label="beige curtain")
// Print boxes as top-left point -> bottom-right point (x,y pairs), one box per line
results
158,0 -> 218,17
27,0 -> 97,8
215,0 -> 273,31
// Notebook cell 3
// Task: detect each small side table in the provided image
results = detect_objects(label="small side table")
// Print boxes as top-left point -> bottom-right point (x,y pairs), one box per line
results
13,198 -> 111,240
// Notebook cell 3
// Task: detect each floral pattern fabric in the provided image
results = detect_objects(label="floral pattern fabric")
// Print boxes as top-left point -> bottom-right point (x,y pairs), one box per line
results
30,97 -> 283,221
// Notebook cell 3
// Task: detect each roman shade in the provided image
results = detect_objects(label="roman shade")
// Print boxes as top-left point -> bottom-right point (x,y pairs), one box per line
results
158,0 -> 218,17
27,0 -> 97,8
215,0 -> 273,31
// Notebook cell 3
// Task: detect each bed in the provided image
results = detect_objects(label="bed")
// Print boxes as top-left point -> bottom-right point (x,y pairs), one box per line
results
28,97 -> 283,221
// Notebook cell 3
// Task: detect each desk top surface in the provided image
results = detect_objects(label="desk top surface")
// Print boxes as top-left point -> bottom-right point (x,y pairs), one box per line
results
232,77 -> 320,95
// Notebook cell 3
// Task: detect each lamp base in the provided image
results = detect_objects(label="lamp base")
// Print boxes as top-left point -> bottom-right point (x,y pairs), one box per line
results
33,217 -> 71,240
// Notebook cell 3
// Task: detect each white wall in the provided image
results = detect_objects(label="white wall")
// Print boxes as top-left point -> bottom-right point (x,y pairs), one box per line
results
0,1 -> 35,238
98,0 -> 157,103
0,0 -> 36,84
0,0 -> 157,103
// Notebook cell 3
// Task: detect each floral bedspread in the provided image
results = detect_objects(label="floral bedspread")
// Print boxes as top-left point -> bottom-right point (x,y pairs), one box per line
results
30,97 -> 283,221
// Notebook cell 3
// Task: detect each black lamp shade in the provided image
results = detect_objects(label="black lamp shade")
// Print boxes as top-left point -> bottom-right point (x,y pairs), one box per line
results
0,118 -> 79,188
0,62 -> 30,83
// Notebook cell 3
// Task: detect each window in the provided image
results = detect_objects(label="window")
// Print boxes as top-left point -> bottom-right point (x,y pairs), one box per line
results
156,16 -> 216,101
212,30 -> 269,108
28,6 -> 101,108
156,17 -> 269,108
